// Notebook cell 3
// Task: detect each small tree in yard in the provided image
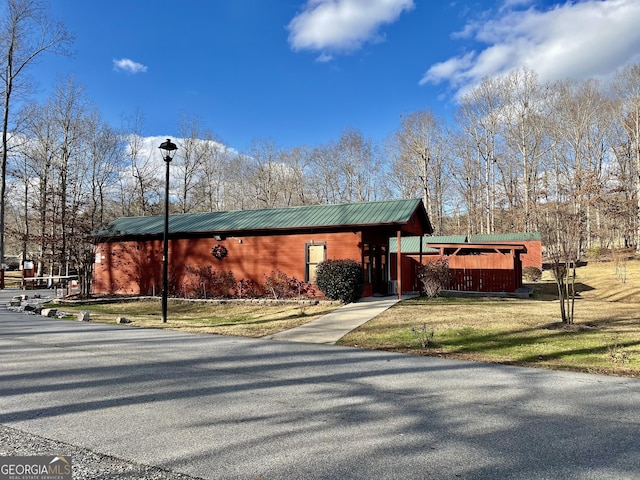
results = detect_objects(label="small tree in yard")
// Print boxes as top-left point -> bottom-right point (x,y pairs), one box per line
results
417,258 -> 452,297
315,259 -> 364,303
542,207 -> 584,325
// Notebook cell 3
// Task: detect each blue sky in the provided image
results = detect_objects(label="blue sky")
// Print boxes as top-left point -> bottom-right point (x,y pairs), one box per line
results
29,0 -> 640,152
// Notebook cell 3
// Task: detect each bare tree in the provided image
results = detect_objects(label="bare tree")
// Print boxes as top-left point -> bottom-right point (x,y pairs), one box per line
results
448,131 -> 483,235
550,78 -> 616,249
541,207 -> 582,324
0,0 -> 72,270
120,110 -> 162,216
279,145 -> 313,206
193,131 -> 234,212
388,110 -> 448,233
248,138 -> 284,208
12,76 -> 122,292
613,63 -> 640,252
500,68 -> 552,231
16,98 -> 59,277
456,77 -> 504,234
335,128 -> 384,203
176,114 -> 209,213
73,114 -> 123,295
610,122 -> 639,248
308,143 -> 342,204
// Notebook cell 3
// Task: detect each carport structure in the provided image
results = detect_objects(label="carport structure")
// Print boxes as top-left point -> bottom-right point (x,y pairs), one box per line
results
390,235 -> 528,293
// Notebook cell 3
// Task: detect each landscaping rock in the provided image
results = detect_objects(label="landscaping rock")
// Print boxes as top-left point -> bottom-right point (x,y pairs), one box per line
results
116,316 -> 131,324
9,298 -> 21,307
41,308 -> 57,318
77,311 -> 90,322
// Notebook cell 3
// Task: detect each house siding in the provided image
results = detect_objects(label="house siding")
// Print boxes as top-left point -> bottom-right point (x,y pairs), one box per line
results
476,239 -> 541,269
93,231 -> 363,296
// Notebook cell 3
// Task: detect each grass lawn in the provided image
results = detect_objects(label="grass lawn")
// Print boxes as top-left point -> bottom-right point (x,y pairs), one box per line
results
53,299 -> 340,338
338,259 -> 640,377
42,257 -> 640,377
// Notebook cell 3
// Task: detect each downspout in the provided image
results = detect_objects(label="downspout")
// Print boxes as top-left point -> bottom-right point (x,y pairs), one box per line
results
397,230 -> 402,300
419,235 -> 423,292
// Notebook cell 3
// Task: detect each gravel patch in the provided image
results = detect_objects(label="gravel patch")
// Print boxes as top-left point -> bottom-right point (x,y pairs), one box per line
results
0,425 -> 203,480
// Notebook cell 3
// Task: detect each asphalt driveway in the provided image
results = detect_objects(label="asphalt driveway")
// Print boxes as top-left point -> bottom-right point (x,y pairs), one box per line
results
1,299 -> 639,479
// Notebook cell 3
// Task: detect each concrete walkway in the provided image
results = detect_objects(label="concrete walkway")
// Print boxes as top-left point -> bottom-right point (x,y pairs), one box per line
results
263,295 -> 416,344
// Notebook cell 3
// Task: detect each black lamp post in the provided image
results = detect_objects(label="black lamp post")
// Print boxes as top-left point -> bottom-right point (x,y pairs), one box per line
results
159,139 -> 177,323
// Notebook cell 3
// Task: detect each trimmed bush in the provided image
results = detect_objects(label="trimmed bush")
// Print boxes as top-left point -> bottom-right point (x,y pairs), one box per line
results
315,259 -> 364,303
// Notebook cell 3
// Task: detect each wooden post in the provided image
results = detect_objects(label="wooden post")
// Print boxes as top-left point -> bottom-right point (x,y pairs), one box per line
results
397,230 -> 402,300
419,235 -> 423,292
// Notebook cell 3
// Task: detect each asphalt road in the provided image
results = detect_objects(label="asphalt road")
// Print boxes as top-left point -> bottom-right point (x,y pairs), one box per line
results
1,292 -> 639,479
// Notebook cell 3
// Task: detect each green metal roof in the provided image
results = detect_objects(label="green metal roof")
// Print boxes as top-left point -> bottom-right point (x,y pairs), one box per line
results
389,236 -> 467,253
389,237 -> 439,253
469,232 -> 541,242
424,235 -> 468,244
389,232 -> 541,253
390,235 -> 468,254
97,198 -> 426,238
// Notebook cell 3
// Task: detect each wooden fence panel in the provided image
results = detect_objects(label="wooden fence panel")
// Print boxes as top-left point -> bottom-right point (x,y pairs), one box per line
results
449,268 -> 517,292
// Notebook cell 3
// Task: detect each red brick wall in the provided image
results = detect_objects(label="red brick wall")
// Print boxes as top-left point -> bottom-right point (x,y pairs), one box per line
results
93,231 -> 364,296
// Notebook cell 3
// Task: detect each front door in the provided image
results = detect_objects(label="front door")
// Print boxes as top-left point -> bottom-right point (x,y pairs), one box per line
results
364,243 -> 388,295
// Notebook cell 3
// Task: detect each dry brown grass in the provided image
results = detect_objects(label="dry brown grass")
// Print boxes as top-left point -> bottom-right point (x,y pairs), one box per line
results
57,300 -> 340,337
49,257 -> 640,376
338,259 -> 640,377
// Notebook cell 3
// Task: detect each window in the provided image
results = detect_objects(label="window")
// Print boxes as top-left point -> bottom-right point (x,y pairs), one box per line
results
363,243 -> 372,284
306,243 -> 326,283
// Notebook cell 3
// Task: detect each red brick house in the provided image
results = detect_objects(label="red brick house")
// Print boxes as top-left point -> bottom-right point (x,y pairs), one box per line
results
93,198 -> 433,298
389,233 -> 541,294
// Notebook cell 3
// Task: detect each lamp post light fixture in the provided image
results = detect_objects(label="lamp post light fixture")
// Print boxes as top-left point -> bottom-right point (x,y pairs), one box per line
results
159,138 -> 178,323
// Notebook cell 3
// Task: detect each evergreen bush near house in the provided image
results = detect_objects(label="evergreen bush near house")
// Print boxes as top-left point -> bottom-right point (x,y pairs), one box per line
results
315,259 -> 364,303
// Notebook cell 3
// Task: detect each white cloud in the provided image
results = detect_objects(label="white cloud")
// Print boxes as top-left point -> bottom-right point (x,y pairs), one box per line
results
288,0 -> 414,55
119,135 -> 235,192
113,58 -> 148,74
421,0 -> 640,96
316,52 -> 334,63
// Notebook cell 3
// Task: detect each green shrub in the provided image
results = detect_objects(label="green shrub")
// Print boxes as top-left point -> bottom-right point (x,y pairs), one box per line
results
315,259 -> 364,303
523,266 -> 542,282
